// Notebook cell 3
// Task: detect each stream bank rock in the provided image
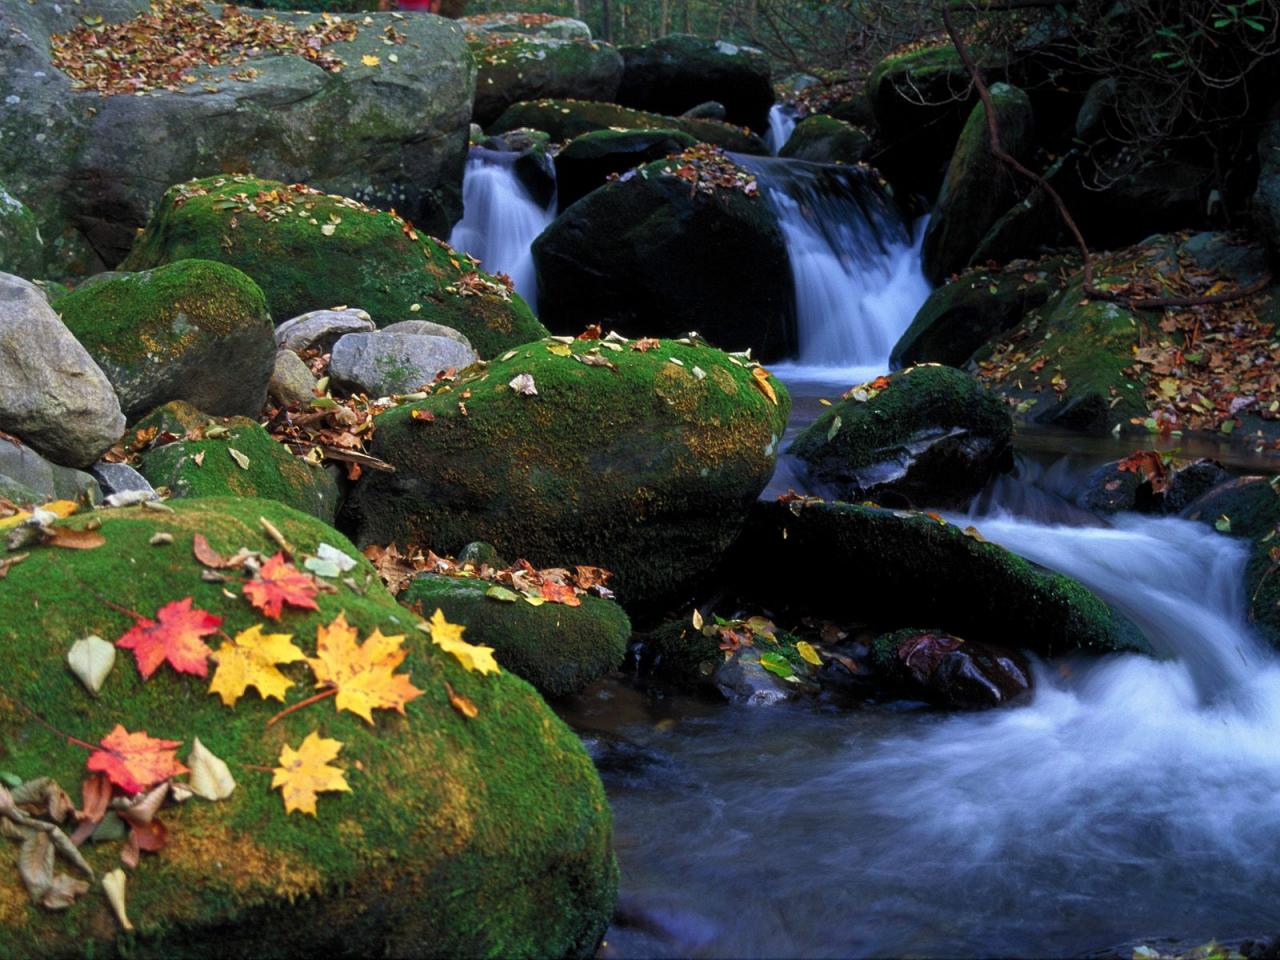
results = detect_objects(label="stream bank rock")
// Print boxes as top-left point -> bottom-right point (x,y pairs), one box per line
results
0,273 -> 124,468
870,629 -> 1032,709
788,365 -> 1013,508
778,115 -> 870,166
0,185 -> 43,278
553,129 -> 698,211
616,35 -> 773,132
731,498 -> 1149,657
52,260 -> 275,421
533,157 -> 795,359
329,331 -> 479,397
400,573 -> 630,697
469,32 -> 623,127
0,496 -> 616,957
347,338 -> 790,608
122,176 -> 546,359
0,2 -> 474,275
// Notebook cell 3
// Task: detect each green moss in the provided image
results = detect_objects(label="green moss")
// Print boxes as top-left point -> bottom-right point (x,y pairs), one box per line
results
0,497 -> 615,957
399,574 -> 629,697
120,176 -> 546,359
640,619 -> 807,690
349,338 -> 789,607
777,114 -> 870,165
0,184 -> 43,278
730,499 -> 1149,657
490,98 -> 766,153
137,405 -> 339,522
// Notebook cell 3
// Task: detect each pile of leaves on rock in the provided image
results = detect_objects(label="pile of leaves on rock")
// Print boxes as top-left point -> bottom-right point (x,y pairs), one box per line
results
655,145 -> 760,198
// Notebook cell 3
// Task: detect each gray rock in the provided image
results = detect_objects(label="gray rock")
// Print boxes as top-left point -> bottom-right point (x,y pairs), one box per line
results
379,319 -> 473,350
275,308 -> 375,354
0,273 -> 125,467
88,461 -> 154,499
0,3 -> 475,276
0,438 -> 101,503
268,349 -> 318,407
470,34 -> 624,128
330,331 -> 478,396
461,13 -> 593,42
0,185 -> 42,278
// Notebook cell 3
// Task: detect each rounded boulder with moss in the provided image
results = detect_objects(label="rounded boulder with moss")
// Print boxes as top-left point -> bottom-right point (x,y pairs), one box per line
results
133,401 -> 340,523
0,496 -> 616,957
533,155 -> 795,359
400,573 -> 629,697
553,128 -> 697,211
346,337 -> 790,608
470,34 -> 623,128
778,114 -> 870,165
0,185 -> 43,278
788,365 -> 1013,508
121,176 -> 547,359
51,259 -> 275,421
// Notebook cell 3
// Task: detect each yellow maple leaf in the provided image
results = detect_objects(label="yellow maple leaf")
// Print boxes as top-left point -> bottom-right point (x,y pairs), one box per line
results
271,730 -> 350,816
308,613 -> 424,724
426,608 -> 500,675
208,625 -> 306,708
361,54 -> 380,67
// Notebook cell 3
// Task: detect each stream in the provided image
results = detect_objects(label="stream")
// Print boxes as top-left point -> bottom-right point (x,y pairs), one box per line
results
450,149 -> 1280,957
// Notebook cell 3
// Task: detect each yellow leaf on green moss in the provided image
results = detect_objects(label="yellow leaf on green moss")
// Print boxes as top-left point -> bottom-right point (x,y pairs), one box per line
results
426,608 -> 500,675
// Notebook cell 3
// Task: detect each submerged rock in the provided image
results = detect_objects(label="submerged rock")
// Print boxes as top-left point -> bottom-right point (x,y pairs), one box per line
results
0,496 -> 617,957
788,365 -> 1013,508
122,175 -> 546,359
871,628 -> 1032,709
52,260 -> 275,421
347,338 -> 789,608
400,573 -> 629,697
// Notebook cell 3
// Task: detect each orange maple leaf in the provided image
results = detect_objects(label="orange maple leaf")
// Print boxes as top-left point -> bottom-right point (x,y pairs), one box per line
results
271,730 -> 351,816
86,725 -> 188,795
116,597 -> 221,679
243,553 -> 320,620
307,613 -> 423,724
539,581 -> 581,606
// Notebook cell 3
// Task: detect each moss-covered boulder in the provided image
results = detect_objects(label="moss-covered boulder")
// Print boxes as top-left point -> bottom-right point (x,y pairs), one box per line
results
0,496 -> 616,957
400,573 -> 629,696
921,83 -> 1036,285
533,156 -> 795,359
346,338 -> 790,607
121,176 -> 547,359
730,498 -> 1148,657
52,259 -> 275,421
470,34 -> 623,127
134,402 -> 340,523
0,184 -> 43,278
778,114 -> 870,165
553,128 -> 697,211
788,366 -> 1013,508
616,35 -> 773,132
489,98 -> 767,154
890,257 -> 1069,369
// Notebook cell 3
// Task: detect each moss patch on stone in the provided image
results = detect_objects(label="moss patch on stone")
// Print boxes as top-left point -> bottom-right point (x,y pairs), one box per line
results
400,573 -> 629,697
348,338 -> 789,608
0,496 -> 616,957
120,176 -> 546,358
778,114 -> 870,165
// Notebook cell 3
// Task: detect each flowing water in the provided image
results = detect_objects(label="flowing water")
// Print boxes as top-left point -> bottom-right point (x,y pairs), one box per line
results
765,103 -> 799,155
448,147 -> 555,308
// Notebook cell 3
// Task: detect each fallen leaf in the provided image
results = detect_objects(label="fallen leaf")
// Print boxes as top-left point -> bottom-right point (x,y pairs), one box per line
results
444,681 -> 478,719
243,552 -> 320,620
508,373 -> 537,396
208,625 -> 306,707
757,651 -> 794,678
102,868 -> 132,931
116,597 -> 222,679
227,447 -> 251,470
426,608 -> 500,675
186,738 -> 235,801
86,725 -> 188,795
795,641 -> 822,666
272,731 -> 351,816
751,367 -> 777,404
309,613 -> 424,724
484,584 -> 519,602
361,54 -> 380,67
47,527 -> 106,550
67,636 -> 115,696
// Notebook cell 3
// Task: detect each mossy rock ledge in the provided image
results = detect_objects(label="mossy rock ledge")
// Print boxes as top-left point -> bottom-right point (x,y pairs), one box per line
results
121,176 -> 547,359
52,259 -> 275,422
0,497 -> 616,957
346,338 -> 790,608
400,573 -> 630,697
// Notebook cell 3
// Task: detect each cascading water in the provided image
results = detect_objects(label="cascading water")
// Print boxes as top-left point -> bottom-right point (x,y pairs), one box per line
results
590,457 -> 1280,958
735,154 -> 932,383
764,103 -> 799,155
448,147 -> 555,308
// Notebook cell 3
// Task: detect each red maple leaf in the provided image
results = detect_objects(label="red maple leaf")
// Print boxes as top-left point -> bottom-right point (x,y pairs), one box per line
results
116,597 -> 221,679
86,725 -> 188,795
243,553 -> 320,620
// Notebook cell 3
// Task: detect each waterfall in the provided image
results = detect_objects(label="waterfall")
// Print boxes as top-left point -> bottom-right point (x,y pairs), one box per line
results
448,147 -> 556,309
735,154 -> 932,382
764,103 -> 798,155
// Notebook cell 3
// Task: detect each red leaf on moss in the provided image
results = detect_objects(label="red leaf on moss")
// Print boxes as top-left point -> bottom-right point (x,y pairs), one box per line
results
243,553 -> 320,620
116,597 -> 221,679
86,725 -> 188,795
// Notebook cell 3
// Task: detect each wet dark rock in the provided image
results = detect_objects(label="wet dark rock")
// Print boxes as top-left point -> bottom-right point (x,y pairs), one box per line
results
1078,460 -> 1160,515
1256,101 -> 1280,257
479,128 -> 557,208
778,114 -> 870,166
1162,458 -> 1230,515
871,629 -> 1032,709
87,461 -> 153,499
681,101 -> 727,121
553,128 -> 697,212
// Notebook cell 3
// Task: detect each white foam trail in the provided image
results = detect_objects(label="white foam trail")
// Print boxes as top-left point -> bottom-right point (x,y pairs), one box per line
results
448,148 -> 555,309
764,103 -> 798,155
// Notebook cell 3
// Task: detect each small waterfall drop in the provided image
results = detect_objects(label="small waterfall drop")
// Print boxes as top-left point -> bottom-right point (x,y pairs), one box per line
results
735,155 -> 931,382
764,103 -> 798,155
448,147 -> 556,309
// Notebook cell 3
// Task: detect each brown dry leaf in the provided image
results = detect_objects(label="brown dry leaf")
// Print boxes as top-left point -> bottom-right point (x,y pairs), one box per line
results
47,527 -> 105,550
444,681 -> 479,719
751,367 -> 777,405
